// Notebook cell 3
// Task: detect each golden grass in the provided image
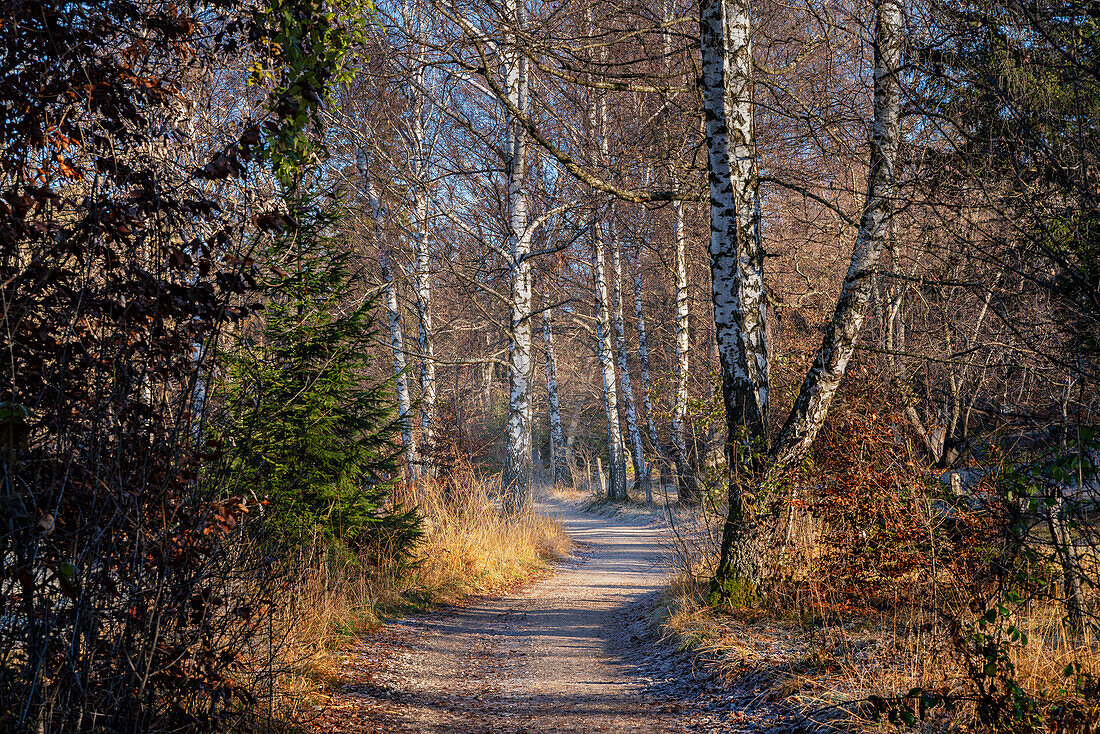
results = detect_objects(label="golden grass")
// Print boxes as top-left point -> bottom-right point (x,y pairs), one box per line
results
397,475 -> 571,599
266,471 -> 570,714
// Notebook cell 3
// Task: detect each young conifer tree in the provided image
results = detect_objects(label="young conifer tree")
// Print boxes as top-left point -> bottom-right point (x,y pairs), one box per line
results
219,0 -> 418,552
222,190 -> 419,549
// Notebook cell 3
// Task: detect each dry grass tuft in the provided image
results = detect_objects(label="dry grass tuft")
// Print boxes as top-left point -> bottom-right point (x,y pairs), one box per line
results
398,474 -> 571,598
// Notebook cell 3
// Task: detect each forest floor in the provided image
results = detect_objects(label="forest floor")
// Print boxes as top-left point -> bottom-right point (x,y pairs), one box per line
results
305,489 -> 801,733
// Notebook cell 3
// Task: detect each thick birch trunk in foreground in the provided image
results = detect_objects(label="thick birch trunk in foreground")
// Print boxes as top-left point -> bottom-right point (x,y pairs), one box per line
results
702,0 -> 770,598
714,0 -> 904,598
612,234 -> 648,498
542,309 -> 572,485
358,151 -> 418,478
670,200 -> 700,502
702,0 -> 769,447
502,2 -> 534,512
593,229 -> 627,500
631,245 -> 657,503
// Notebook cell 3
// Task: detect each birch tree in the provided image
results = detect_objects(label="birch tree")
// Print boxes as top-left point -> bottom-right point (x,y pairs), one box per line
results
711,0 -> 904,597
767,0 -> 902,469
542,306 -> 572,485
500,0 -> 535,512
592,214 -> 628,500
612,231 -> 649,497
699,0 -> 771,593
670,199 -> 700,501
358,151 -> 418,478
397,1 -> 438,470
631,242 -> 658,502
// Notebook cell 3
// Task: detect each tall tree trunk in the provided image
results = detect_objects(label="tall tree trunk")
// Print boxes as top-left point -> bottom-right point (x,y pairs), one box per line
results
411,171 -> 436,470
769,0 -> 903,470
670,200 -> 700,502
501,0 -> 534,512
612,232 -> 648,498
701,0 -> 770,600
582,18 -> 628,501
712,0 -> 904,600
358,151 -> 418,479
400,1 -> 436,475
543,308 -> 572,485
631,244 -> 657,503
593,225 -> 628,500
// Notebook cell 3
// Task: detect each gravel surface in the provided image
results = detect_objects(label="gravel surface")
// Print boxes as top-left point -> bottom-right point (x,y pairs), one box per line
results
312,494 -> 795,733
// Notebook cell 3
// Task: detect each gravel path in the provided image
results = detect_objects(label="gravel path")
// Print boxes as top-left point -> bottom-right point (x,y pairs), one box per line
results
314,495 -> 782,733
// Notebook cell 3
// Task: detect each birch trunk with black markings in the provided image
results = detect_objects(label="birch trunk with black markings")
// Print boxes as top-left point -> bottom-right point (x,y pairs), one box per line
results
713,0 -> 904,597
502,0 -> 534,512
593,225 -> 627,500
358,150 -> 418,479
769,0 -> 903,471
631,244 -> 657,503
670,200 -> 700,503
612,233 -> 648,498
542,308 -> 572,486
702,0 -> 770,598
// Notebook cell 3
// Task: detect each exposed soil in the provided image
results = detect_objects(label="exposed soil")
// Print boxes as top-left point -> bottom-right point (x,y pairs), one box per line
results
309,494 -> 796,733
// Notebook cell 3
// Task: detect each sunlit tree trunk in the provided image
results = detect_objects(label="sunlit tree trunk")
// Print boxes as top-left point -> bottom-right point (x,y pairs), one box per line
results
400,0 -> 437,475
411,161 -> 437,468
713,0 -> 904,598
582,18 -> 628,501
702,0 -> 770,597
612,232 -> 648,498
542,308 -> 572,485
501,0 -> 534,512
669,200 -> 700,502
593,224 -> 627,500
631,244 -> 657,502
358,150 -> 418,479
769,0 -> 903,470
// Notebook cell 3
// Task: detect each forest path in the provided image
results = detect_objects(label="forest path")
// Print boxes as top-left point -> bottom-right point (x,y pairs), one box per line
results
316,491 -> 737,733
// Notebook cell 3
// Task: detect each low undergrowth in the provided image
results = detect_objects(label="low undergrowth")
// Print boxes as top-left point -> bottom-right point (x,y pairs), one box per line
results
662,376 -> 1100,733
664,562 -> 1100,732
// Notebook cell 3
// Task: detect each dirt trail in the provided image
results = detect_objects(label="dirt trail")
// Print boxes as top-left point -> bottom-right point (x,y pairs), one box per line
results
319,495 -> 757,733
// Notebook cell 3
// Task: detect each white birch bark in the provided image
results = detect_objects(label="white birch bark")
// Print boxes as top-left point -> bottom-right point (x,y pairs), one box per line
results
593,227 -> 627,500
401,9 -> 437,473
703,0 -> 771,595
501,0 -> 534,512
412,176 -> 436,464
670,200 -> 699,500
702,0 -> 769,450
630,245 -> 657,502
581,11 -> 629,501
357,150 -> 418,479
612,233 -> 648,497
769,0 -> 903,470
542,308 -> 571,485
656,0 -> 699,503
